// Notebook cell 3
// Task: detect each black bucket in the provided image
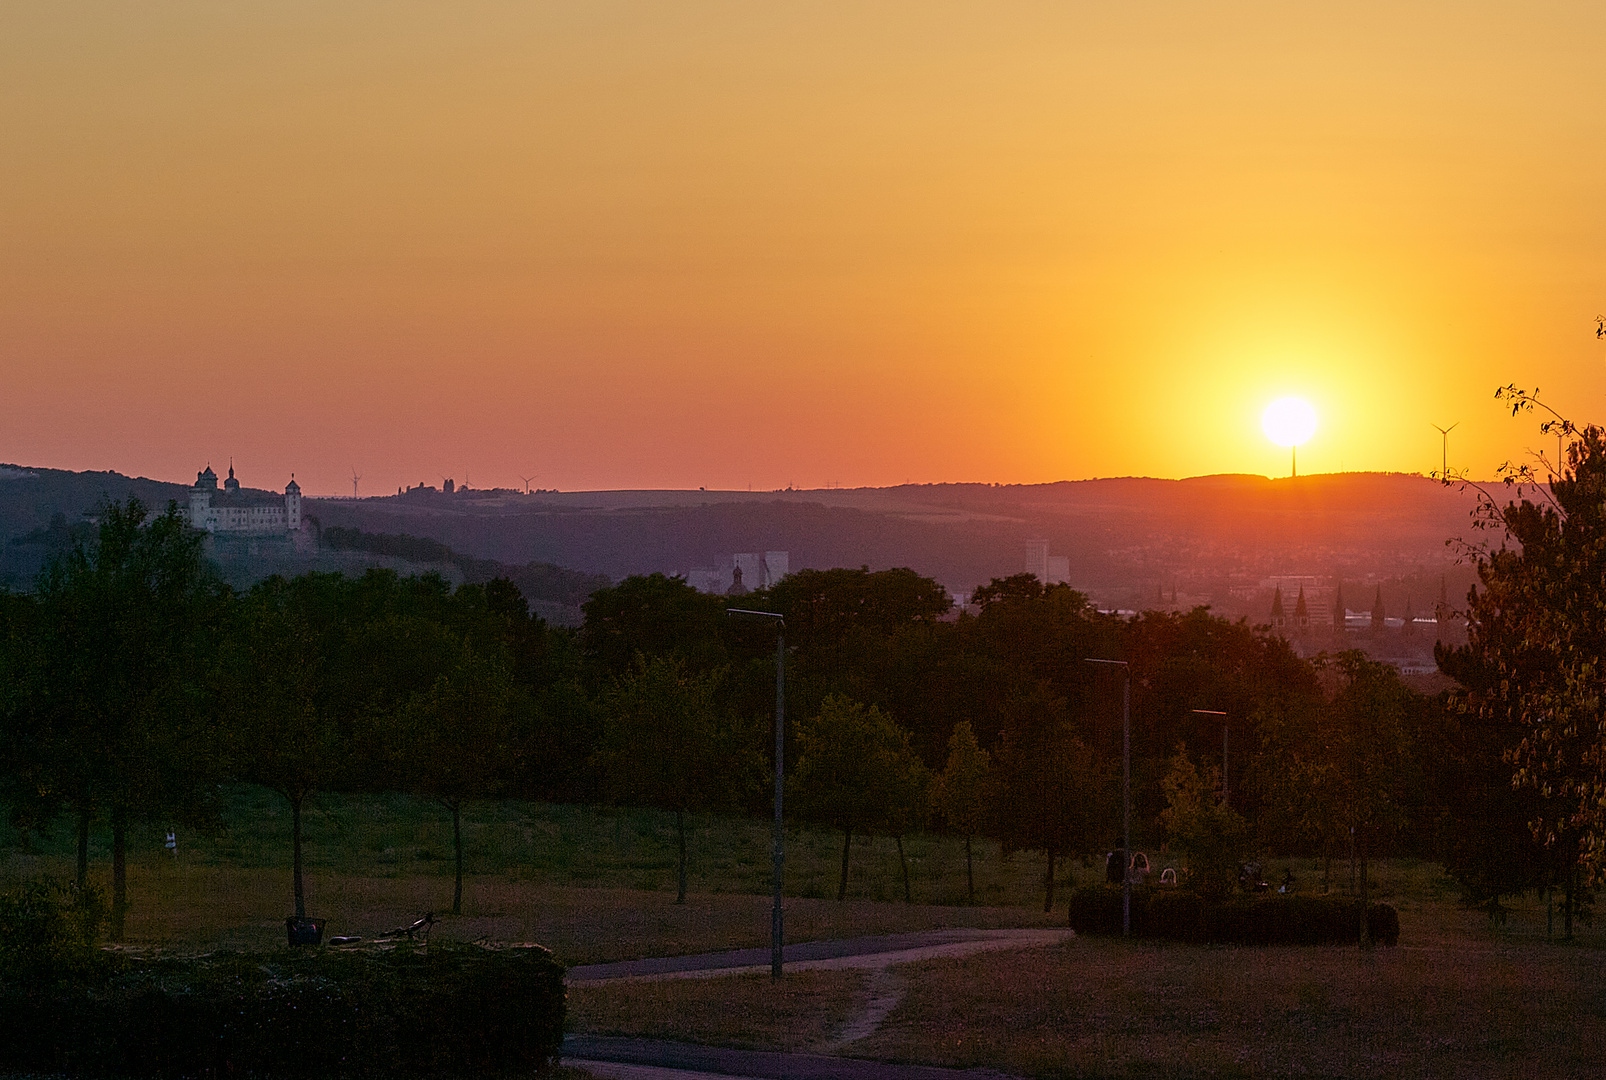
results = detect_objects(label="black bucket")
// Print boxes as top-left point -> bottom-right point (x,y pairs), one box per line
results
286,916 -> 324,947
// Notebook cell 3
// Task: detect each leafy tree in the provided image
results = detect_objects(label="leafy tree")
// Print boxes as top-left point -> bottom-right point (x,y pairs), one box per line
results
394,639 -> 519,915
988,685 -> 1096,912
580,573 -> 728,685
1260,652 -> 1415,939
960,577 -> 1113,755
931,720 -> 991,903
1441,401 -> 1606,926
1247,693 -> 1336,873
224,573 -> 362,921
790,695 -> 929,901
730,567 -> 961,774
594,655 -> 763,902
1158,746 -> 1252,898
1426,663 -> 1548,924
1123,607 -> 1321,830
23,500 -> 224,940
0,591 -> 48,837
758,566 -> 951,654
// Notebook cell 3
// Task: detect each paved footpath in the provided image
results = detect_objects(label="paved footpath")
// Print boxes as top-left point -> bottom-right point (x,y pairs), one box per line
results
565,1036 -> 1025,1080
567,928 -> 1074,982
566,928 -> 1073,1080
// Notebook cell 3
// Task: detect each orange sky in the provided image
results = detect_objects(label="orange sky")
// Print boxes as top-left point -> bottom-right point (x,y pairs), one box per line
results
3,2 -> 1604,494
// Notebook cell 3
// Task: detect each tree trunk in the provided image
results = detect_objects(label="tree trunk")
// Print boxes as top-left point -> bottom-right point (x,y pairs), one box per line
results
837,827 -> 852,902
452,799 -> 464,916
291,793 -> 306,920
110,805 -> 127,943
965,834 -> 975,905
896,835 -> 911,903
1358,830 -> 1370,948
76,807 -> 90,892
1565,851 -> 1576,940
676,808 -> 688,905
1323,853 -> 1331,894
1043,848 -> 1056,913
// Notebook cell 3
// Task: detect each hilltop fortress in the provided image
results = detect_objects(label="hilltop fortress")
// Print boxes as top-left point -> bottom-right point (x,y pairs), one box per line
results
185,464 -> 308,545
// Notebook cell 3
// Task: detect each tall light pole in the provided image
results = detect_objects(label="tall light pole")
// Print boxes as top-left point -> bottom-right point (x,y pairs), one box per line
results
729,608 -> 786,977
1086,658 -> 1131,937
1191,709 -> 1229,809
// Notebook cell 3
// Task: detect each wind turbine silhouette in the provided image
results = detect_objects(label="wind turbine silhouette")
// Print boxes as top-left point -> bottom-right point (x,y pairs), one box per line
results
1431,423 -> 1458,479
350,467 -> 361,498
520,474 -> 536,495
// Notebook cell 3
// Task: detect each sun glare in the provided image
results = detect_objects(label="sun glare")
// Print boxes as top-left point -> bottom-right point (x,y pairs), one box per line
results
1262,397 -> 1317,448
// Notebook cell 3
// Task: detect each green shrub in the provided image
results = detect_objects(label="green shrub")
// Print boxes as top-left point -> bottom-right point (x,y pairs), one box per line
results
1068,884 -> 1400,946
0,878 -> 116,992
0,942 -> 566,1077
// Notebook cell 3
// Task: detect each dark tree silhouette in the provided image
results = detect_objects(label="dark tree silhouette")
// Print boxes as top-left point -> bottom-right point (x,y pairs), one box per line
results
791,696 -> 929,902
23,500 -> 224,939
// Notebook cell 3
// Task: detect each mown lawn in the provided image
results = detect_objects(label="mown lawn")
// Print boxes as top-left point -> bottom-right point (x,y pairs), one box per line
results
0,786 -> 1063,962
0,785 -> 1074,902
853,929 -> 1606,1079
8,790 -> 1605,1079
562,860 -> 1606,1079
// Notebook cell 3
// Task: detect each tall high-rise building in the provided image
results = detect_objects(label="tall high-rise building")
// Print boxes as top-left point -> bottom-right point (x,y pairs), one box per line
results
1024,539 -> 1049,582
733,553 -> 764,592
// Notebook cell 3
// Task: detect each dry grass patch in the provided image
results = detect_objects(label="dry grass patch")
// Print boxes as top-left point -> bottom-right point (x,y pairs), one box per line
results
567,969 -> 866,1052
854,936 -> 1606,1079
0,790 -> 1076,907
0,853 -> 1058,965
455,884 -> 1060,966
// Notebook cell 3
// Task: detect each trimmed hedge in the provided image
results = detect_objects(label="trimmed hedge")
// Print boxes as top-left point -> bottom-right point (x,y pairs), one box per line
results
1068,884 -> 1400,946
0,942 -> 565,1078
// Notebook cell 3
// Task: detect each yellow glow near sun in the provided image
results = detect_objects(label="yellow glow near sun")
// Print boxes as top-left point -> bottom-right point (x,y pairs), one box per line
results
1262,396 -> 1317,448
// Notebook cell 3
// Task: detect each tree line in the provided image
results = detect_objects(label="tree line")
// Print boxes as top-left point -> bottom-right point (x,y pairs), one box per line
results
0,487 -> 1583,937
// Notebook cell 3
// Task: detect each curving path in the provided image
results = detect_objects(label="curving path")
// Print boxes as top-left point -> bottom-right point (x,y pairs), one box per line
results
566,927 -> 1074,983
566,927 -> 1074,1080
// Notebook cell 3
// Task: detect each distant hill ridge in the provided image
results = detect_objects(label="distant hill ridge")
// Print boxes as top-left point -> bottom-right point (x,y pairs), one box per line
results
0,466 -> 607,613
319,526 -> 609,608
1,463 -> 1491,615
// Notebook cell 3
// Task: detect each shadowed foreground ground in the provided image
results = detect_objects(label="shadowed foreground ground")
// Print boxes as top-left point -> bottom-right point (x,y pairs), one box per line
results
567,898 -> 1606,1080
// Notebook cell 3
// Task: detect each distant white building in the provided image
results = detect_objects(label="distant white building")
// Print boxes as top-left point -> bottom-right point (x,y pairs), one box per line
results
689,550 -> 791,594
185,464 -> 304,537
1023,541 -> 1069,585
686,567 -> 724,593
1024,539 -> 1048,582
733,553 -> 764,593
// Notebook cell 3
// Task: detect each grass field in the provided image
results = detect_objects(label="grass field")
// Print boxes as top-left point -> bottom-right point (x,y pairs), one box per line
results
0,785 -> 1079,903
563,860 -> 1606,1079
8,790 -> 1606,1078
0,786 -> 1063,962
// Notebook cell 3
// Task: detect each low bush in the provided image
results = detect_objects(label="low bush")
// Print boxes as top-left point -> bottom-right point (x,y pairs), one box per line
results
1068,884 -> 1399,946
0,942 -> 566,1077
0,877 -> 118,991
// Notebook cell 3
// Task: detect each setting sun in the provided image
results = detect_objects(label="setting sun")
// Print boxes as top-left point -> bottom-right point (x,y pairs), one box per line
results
1262,397 -> 1318,449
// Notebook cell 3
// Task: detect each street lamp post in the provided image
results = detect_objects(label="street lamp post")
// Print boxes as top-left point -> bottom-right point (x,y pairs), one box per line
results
729,608 -> 786,977
1191,709 -> 1229,809
1086,658 -> 1131,937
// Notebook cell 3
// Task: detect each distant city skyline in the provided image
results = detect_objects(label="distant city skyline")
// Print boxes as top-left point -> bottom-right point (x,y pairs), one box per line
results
4,3 -> 1604,496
